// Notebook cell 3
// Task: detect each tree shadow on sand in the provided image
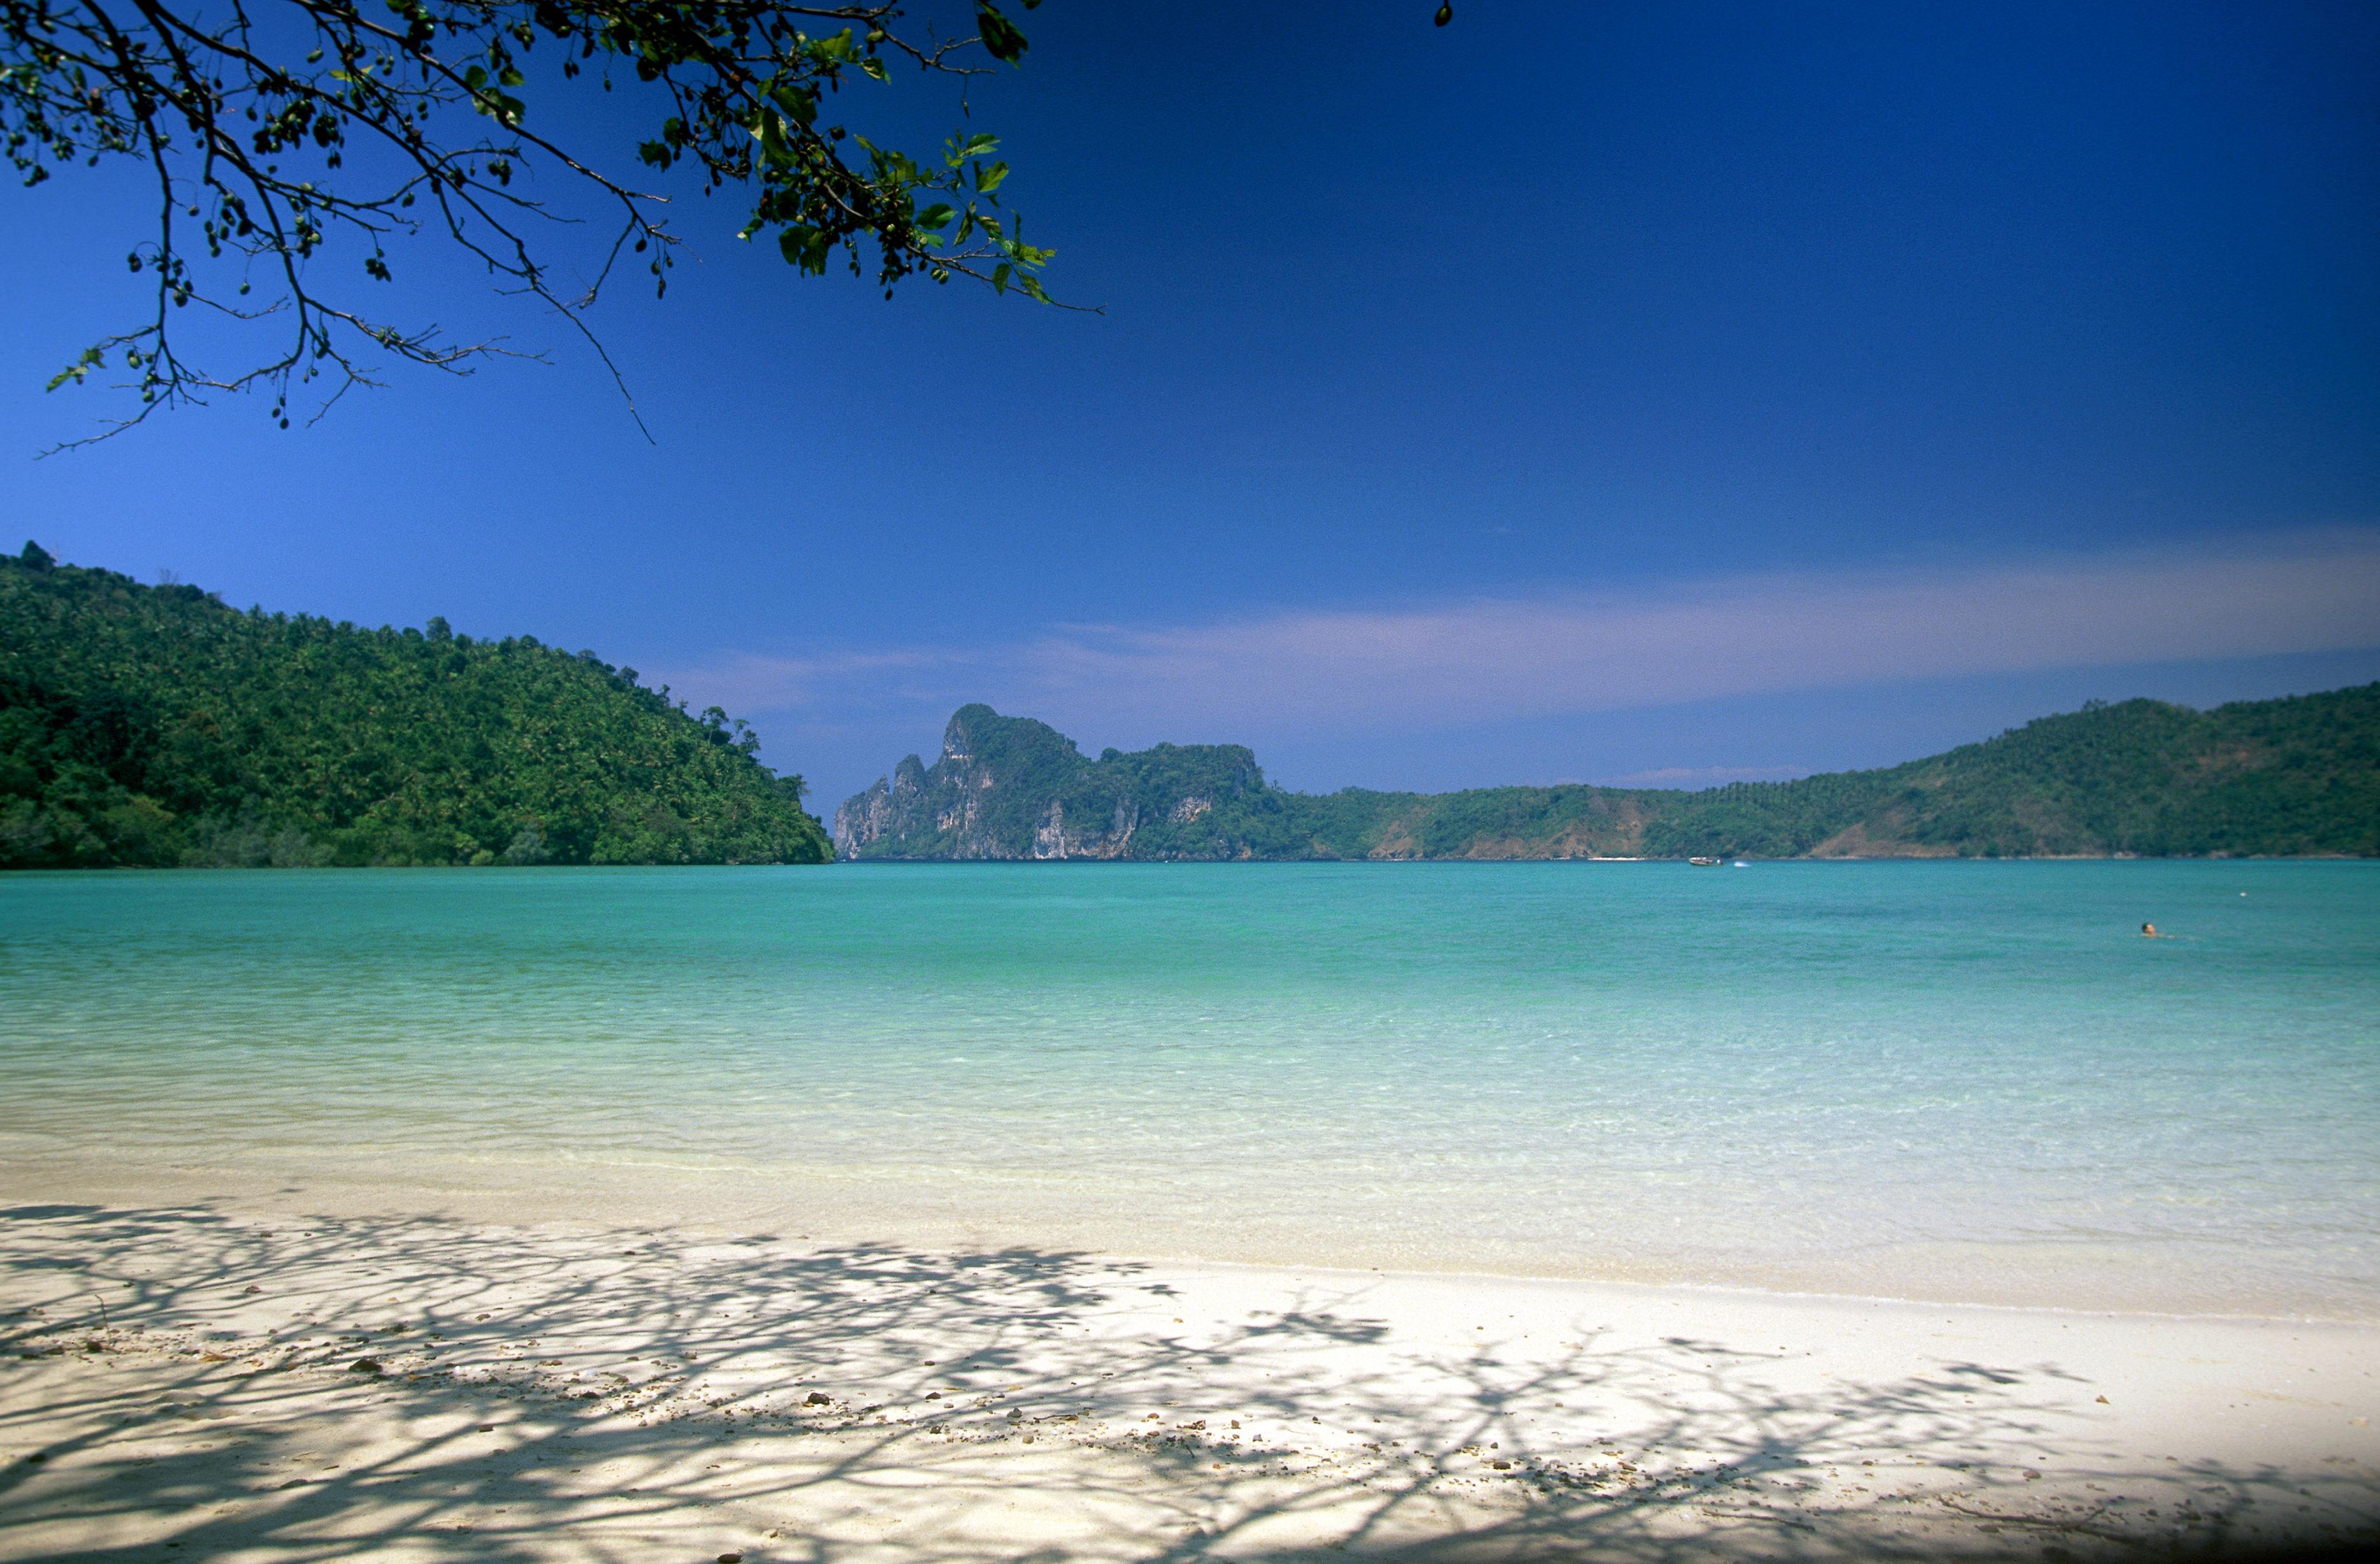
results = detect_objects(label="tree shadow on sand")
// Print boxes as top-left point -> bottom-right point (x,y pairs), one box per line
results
1,1203 -> 2372,1562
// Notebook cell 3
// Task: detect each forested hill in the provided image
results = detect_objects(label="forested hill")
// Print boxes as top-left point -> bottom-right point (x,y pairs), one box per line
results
0,544 -> 830,867
837,688 -> 2380,862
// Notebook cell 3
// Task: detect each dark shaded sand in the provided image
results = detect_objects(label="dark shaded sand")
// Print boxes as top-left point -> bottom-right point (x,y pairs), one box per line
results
3,1202 -> 2375,1561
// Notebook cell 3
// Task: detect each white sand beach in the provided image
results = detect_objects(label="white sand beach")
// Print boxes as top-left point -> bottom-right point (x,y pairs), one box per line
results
4,1192 -> 2374,1562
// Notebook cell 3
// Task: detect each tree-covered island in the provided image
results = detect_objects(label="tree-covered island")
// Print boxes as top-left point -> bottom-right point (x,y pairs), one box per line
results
1,543 -> 829,867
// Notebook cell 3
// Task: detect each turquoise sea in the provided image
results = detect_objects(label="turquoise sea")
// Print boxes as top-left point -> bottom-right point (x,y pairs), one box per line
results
3,862 -> 2376,1318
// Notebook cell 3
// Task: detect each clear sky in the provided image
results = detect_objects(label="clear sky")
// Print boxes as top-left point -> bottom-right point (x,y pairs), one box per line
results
5,0 -> 2377,811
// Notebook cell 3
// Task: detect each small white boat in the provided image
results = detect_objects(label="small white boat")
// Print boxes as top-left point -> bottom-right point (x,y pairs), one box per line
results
1688,856 -> 1722,867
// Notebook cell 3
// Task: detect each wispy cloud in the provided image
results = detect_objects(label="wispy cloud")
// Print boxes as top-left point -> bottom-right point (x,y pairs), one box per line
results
665,530 -> 2380,749
665,648 -> 962,715
1608,764 -> 1815,787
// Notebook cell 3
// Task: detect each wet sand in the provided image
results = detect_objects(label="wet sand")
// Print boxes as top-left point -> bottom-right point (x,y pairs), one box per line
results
3,1198 -> 2376,1561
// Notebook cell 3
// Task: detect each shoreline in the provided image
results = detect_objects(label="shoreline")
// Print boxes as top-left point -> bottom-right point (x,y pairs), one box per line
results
9,853 -> 2377,876
4,1189 -> 2376,1560
4,1153 -> 2372,1327
1182,1257 -> 2380,1331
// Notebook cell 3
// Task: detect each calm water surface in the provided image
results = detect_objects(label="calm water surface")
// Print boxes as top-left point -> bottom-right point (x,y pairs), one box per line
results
4,862 -> 2376,1317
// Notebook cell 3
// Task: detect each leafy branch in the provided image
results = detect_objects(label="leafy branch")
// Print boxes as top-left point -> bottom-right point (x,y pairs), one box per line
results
2,0 -> 1063,445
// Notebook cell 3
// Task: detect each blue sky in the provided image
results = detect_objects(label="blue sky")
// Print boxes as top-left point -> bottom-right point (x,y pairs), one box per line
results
5,0 -> 2377,809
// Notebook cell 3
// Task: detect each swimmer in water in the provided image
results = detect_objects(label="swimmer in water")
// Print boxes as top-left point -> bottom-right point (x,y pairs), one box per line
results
2141,922 -> 2164,938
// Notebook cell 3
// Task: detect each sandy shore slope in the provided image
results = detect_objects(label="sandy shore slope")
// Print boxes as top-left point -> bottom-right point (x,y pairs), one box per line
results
3,1201 -> 2375,1561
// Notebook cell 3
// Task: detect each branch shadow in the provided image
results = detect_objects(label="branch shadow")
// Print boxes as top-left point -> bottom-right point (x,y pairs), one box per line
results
1,1203 -> 2372,1562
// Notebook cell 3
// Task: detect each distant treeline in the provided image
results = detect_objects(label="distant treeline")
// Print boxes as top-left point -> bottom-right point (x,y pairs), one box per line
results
838,689 -> 2380,862
0,544 -> 830,867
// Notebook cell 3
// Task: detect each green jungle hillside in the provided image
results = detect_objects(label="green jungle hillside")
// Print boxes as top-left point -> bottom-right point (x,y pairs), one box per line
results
837,687 -> 2380,862
0,544 -> 830,867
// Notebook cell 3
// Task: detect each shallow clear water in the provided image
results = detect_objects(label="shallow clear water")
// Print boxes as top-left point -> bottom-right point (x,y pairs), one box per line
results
4,862 -> 2376,1317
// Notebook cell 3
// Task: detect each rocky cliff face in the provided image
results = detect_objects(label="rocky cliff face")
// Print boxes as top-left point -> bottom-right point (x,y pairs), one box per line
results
833,705 -> 1270,861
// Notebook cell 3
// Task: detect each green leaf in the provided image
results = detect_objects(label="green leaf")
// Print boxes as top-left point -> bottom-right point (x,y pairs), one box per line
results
756,113 -> 793,166
992,262 -> 1011,294
973,160 -> 1008,195
45,346 -> 103,393
769,82 -> 818,126
914,203 -> 955,231
777,224 -> 832,275
976,4 -> 1029,62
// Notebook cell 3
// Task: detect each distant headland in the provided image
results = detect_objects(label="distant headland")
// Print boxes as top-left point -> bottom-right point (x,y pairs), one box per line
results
836,689 -> 2380,862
